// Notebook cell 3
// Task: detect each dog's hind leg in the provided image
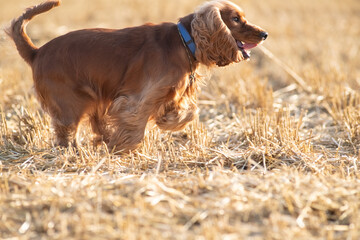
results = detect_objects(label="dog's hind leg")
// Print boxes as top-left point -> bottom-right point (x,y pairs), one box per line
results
49,100 -> 85,148
36,81 -> 91,148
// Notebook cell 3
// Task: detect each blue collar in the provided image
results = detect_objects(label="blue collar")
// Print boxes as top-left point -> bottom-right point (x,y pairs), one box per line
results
177,22 -> 196,57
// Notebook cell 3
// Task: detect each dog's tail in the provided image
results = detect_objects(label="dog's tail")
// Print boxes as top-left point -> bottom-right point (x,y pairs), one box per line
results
5,0 -> 61,65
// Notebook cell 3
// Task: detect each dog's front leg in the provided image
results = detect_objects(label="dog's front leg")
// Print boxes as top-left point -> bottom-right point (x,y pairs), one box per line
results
155,95 -> 198,132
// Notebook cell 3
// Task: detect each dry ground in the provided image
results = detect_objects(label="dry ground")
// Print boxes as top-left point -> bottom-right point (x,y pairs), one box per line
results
1,0 -> 360,239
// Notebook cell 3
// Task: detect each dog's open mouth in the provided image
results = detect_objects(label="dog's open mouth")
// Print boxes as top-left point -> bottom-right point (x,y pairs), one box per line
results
237,41 -> 259,59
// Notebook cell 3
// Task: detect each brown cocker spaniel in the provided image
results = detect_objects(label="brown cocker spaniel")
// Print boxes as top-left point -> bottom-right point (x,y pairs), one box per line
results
7,0 -> 267,152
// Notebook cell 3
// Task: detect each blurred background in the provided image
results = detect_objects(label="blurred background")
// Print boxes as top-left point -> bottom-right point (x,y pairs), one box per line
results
1,0 -> 359,105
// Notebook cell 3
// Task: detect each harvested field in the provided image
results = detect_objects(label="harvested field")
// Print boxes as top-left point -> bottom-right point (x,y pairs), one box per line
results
0,0 -> 359,239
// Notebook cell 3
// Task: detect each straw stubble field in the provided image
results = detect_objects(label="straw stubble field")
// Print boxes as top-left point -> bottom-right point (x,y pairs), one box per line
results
0,0 -> 359,239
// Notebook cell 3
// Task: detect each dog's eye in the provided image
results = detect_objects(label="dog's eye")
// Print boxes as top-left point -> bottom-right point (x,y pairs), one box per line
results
233,17 -> 240,23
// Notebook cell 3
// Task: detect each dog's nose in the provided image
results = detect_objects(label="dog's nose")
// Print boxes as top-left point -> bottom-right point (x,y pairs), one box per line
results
261,32 -> 268,40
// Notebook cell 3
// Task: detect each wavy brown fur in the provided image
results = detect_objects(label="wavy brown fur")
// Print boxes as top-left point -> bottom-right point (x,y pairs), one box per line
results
6,0 -> 61,65
192,1 -> 241,67
192,0 -> 267,67
6,0 -> 266,152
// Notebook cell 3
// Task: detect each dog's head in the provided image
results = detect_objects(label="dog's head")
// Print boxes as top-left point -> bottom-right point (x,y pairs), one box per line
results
192,0 -> 267,67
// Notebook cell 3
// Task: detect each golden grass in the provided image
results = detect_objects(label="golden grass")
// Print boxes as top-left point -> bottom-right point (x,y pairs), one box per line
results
1,0 -> 360,239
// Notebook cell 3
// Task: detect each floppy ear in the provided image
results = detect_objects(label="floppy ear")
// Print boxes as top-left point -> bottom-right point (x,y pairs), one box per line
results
191,3 -> 242,67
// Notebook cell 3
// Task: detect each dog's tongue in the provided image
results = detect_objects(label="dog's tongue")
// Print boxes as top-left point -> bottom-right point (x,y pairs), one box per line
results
242,43 -> 258,50
237,41 -> 258,50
